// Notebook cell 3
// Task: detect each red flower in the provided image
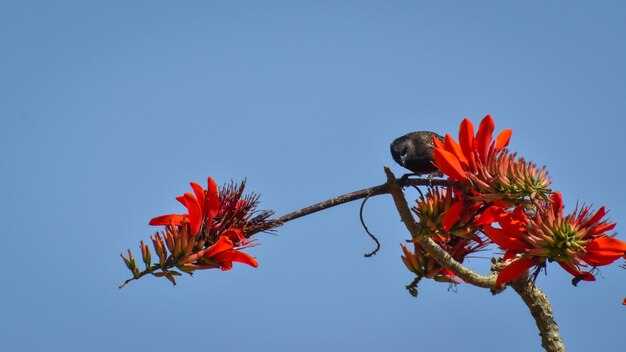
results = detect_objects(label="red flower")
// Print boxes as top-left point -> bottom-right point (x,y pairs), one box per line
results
401,242 -> 460,284
120,177 -> 276,287
432,114 -> 512,182
149,177 -> 220,235
481,192 -> 625,285
199,230 -> 259,271
412,187 -> 483,240
433,115 -> 550,205
405,187 -> 488,288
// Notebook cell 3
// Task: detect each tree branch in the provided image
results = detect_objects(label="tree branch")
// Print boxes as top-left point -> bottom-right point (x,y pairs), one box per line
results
122,168 -> 567,351
275,177 -> 458,224
383,167 -> 497,288
510,275 -> 565,352
383,167 -> 564,352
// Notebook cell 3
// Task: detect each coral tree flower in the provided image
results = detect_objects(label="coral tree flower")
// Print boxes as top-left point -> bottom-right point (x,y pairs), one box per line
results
147,178 -> 261,270
149,177 -> 220,236
480,192 -> 625,285
120,177 -> 276,287
404,187 -> 487,289
401,242 -> 460,284
199,229 -> 259,271
402,114 -> 623,299
413,187 -> 482,241
432,115 -> 512,182
432,115 -> 550,205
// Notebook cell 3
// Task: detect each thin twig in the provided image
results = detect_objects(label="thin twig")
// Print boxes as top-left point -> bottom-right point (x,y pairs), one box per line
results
360,193 -> 380,257
118,263 -> 162,289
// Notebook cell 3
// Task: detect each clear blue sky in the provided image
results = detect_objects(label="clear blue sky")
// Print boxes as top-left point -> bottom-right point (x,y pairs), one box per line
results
1,1 -> 625,351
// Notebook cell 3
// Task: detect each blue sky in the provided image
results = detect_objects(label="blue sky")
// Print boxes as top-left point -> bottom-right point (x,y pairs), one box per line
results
1,1 -> 625,351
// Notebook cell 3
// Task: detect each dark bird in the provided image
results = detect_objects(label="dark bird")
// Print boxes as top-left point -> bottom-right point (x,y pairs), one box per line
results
390,131 -> 444,175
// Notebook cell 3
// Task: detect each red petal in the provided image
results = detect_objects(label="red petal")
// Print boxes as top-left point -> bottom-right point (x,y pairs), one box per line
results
443,200 -> 464,231
483,225 -> 528,251
622,297 -> 626,305
576,207 -> 590,224
203,236 -> 234,258
550,192 -> 563,215
582,237 -> 626,265
439,268 -> 459,279
473,205 -> 505,226
149,214 -> 187,226
586,236 -> 626,252
176,195 -> 186,206
213,249 -> 259,268
183,192 -> 203,235
433,149 -> 468,181
582,254 -> 623,266
219,261 -> 233,271
458,118 -> 476,170
495,129 -> 512,150
205,177 -> 220,220
498,207 -> 528,234
582,206 -> 606,228
587,222 -> 617,237
475,115 -> 494,164
503,250 -> 518,261
558,262 -> 595,281
190,182 -> 206,214
444,134 -> 469,169
222,228 -> 245,243
496,257 -> 537,286
432,135 -> 445,150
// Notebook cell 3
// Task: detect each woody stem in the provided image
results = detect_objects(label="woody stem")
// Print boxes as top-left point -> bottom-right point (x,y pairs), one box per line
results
274,176 -> 459,224
383,167 -> 497,287
383,166 -> 564,352
510,276 -> 565,352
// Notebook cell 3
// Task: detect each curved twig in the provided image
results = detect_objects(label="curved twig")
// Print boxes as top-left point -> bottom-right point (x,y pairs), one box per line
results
360,193 -> 380,257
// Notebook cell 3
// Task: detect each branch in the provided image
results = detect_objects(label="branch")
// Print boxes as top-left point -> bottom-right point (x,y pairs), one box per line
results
383,167 -> 564,351
383,166 -> 497,288
275,177 -> 458,224
510,275 -> 565,352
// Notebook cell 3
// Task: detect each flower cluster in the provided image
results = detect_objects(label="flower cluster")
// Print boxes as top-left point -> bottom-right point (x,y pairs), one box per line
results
433,115 -> 551,205
401,235 -> 487,294
401,187 -> 487,293
479,193 -> 624,285
405,114 -> 625,297
412,187 -> 482,240
120,177 -> 276,287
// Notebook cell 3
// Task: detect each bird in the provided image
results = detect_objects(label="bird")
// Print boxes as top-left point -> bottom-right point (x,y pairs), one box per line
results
390,131 -> 444,175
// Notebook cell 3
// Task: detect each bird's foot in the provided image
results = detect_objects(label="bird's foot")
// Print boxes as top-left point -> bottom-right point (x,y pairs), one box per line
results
426,173 -> 434,187
399,173 -> 418,186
